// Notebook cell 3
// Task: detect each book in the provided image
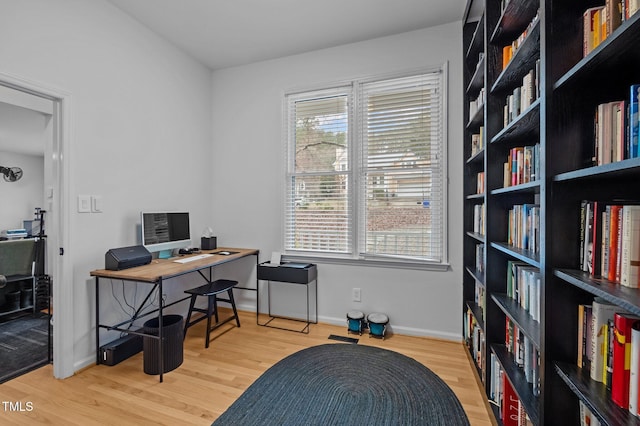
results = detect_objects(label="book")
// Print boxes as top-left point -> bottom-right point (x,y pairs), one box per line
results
620,205 -> 640,287
606,0 -> 623,37
591,297 -> 626,382
631,84 -> 640,158
502,375 -> 519,426
584,7 -> 605,57
630,322 -> 640,416
603,320 -> 611,385
609,205 -> 623,281
607,318 -> 615,389
612,313 -> 640,409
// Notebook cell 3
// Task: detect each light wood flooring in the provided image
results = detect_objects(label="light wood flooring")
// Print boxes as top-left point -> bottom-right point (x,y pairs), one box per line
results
0,310 -> 495,425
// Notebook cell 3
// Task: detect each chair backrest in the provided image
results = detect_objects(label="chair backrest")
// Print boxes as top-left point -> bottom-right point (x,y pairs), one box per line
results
0,239 -> 36,277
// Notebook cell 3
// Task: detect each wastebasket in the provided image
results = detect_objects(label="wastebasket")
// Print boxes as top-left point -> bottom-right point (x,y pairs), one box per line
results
142,314 -> 184,375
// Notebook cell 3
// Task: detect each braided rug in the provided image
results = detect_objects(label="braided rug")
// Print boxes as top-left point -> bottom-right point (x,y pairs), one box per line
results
213,343 -> 470,426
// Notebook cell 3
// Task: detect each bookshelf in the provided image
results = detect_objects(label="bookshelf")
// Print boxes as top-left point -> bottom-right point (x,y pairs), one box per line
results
463,0 -> 640,424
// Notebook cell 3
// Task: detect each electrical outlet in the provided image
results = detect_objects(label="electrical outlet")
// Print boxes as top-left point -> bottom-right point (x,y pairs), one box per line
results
352,287 -> 361,302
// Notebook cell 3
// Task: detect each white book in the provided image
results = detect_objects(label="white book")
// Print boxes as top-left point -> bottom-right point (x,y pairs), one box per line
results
591,297 -> 625,382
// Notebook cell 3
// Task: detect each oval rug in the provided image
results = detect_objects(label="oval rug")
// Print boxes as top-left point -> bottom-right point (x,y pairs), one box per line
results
213,343 -> 470,426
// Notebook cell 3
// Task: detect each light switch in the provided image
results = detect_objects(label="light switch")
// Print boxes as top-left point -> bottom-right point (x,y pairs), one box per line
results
91,195 -> 103,213
78,195 -> 91,213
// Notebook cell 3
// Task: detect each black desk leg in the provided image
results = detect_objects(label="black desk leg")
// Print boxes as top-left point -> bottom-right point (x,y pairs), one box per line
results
159,277 -> 164,383
95,276 -> 100,365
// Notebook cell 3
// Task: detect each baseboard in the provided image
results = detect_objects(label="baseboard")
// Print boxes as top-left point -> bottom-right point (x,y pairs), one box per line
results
236,305 -> 462,341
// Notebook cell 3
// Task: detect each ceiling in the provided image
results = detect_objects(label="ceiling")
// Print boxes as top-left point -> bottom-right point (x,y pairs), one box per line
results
107,0 -> 468,70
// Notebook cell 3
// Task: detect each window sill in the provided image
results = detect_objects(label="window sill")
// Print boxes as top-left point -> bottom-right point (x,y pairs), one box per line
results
282,253 -> 450,272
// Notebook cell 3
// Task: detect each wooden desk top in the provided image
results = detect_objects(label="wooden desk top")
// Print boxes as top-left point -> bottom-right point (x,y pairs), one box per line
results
90,247 -> 259,283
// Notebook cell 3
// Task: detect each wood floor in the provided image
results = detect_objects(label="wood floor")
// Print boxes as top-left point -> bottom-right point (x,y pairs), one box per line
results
0,310 -> 495,425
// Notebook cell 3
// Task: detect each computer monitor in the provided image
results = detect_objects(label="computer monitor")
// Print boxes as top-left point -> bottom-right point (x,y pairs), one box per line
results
140,212 -> 191,257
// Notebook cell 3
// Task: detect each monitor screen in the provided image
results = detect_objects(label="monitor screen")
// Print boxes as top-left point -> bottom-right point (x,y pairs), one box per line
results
140,212 -> 191,254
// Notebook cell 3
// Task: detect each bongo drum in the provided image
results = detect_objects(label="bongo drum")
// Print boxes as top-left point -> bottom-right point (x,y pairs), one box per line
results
367,313 -> 389,339
347,310 -> 366,335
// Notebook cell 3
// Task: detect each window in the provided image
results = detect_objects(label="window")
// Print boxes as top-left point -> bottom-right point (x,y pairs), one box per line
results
284,66 -> 447,267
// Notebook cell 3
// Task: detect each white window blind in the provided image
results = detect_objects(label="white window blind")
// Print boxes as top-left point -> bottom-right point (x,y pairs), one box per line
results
285,88 -> 353,254
358,71 -> 445,263
284,67 -> 447,265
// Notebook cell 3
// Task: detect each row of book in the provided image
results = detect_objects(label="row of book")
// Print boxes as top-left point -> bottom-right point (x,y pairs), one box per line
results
507,204 -> 540,253
469,87 -> 485,121
501,10 -> 540,71
591,84 -> 640,166
471,126 -> 484,157
583,0 -> 639,58
476,171 -> 484,194
476,243 -> 485,273
464,307 -> 485,374
502,62 -> 540,128
507,260 -> 541,323
489,355 -> 534,426
578,297 -> 640,414
475,279 -> 486,317
579,201 -> 640,288
474,203 -> 485,236
502,144 -> 540,188
505,317 -> 540,396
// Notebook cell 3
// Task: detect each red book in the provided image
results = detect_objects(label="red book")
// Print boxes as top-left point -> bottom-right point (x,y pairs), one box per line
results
502,375 -> 519,426
612,313 -> 640,409
608,205 -> 622,282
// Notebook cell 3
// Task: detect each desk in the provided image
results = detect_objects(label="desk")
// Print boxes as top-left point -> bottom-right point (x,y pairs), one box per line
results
90,247 -> 259,382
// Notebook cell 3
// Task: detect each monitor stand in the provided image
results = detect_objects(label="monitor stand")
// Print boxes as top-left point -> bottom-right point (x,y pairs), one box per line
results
158,249 -> 172,259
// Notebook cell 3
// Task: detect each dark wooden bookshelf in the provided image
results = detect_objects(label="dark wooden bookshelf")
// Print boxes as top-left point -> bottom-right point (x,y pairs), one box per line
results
464,0 -> 640,424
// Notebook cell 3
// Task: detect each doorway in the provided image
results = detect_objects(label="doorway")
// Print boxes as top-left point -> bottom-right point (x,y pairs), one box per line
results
0,74 -> 71,380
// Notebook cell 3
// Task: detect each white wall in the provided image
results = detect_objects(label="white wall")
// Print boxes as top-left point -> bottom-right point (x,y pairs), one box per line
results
1,0 -> 463,376
210,22 -> 464,339
0,0 -> 213,372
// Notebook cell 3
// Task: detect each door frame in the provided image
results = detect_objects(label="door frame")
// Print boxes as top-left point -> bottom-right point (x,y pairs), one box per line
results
0,71 -> 73,379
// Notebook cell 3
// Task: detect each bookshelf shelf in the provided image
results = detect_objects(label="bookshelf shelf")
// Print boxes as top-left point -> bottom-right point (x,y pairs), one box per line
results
491,180 -> 540,196
491,20 -> 540,94
490,0 -> 539,44
554,362 -> 640,426
553,12 -> 640,93
466,148 -> 484,164
491,99 -> 540,145
490,242 -> 540,268
492,344 -> 540,425
554,269 -> 640,317
466,266 -> 485,286
466,193 -> 485,201
466,300 -> 485,332
553,157 -> 640,183
467,105 -> 485,129
466,13 -> 485,69
492,293 -> 540,347
467,56 -> 485,95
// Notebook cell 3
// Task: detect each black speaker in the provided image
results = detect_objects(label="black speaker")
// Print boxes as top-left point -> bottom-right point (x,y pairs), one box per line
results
105,245 -> 151,270
99,333 -> 143,366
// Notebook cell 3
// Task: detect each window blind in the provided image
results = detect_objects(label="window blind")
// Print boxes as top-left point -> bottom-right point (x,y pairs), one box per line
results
283,67 -> 447,265
284,88 -> 353,254
358,71 -> 445,262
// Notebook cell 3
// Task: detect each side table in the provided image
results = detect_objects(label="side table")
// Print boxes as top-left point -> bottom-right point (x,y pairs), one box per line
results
257,262 -> 317,333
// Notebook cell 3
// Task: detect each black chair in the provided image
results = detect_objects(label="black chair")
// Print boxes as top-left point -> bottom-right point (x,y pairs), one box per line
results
183,279 -> 240,348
